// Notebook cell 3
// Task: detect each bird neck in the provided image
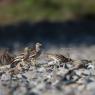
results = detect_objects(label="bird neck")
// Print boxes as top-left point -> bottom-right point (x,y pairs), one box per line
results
25,51 -> 29,56
35,45 -> 40,52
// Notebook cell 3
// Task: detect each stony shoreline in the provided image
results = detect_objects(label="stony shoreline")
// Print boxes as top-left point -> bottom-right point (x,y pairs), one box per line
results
0,46 -> 95,95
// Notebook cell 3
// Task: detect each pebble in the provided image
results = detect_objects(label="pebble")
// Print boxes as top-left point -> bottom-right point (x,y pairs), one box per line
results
1,73 -> 11,81
0,58 -> 95,95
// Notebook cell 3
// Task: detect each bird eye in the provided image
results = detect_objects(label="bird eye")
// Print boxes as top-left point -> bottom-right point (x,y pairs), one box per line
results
20,64 -> 23,67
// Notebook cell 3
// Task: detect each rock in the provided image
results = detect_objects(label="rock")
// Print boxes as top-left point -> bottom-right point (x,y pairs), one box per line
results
21,74 -> 27,79
82,70 -> 91,76
87,63 -> 94,70
0,71 -> 5,77
28,92 -> 38,95
87,82 -> 95,90
37,67 -> 46,73
1,73 -> 11,81
63,62 -> 73,69
16,74 -> 22,79
48,61 -> 56,66
13,86 -> 27,95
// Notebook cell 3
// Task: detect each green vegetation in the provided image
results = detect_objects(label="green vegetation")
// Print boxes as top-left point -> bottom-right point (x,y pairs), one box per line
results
0,0 -> 95,24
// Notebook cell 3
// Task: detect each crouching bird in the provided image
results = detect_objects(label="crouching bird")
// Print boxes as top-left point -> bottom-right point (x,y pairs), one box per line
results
46,53 -> 73,67
10,47 -> 30,69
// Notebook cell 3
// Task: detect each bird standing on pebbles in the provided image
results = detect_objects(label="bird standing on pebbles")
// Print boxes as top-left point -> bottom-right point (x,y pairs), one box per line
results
29,42 -> 42,65
10,47 -> 30,69
46,53 -> 73,66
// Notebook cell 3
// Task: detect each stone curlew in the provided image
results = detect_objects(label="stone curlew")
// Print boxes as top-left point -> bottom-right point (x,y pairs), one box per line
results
46,53 -> 73,66
0,48 -> 14,66
29,42 -> 42,65
10,47 -> 30,69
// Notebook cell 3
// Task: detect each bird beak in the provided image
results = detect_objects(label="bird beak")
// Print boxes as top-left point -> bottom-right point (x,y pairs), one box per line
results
39,43 -> 42,47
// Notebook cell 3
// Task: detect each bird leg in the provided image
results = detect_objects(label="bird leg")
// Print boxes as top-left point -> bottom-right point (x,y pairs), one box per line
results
31,58 -> 37,66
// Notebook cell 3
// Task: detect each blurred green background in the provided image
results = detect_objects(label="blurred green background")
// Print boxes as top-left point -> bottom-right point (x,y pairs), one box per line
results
0,0 -> 95,24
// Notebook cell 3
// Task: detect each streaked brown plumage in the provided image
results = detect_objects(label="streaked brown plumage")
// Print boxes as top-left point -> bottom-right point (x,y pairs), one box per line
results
46,53 -> 73,64
10,47 -> 30,68
0,48 -> 14,66
10,43 -> 42,73
10,42 -> 42,68
29,42 -> 42,65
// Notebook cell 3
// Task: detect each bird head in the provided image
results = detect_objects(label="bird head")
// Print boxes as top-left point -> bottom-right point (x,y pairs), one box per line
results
35,42 -> 42,52
36,42 -> 42,47
24,47 -> 30,53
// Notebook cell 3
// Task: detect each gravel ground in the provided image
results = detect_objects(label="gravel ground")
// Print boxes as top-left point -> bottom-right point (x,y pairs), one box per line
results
0,46 -> 95,95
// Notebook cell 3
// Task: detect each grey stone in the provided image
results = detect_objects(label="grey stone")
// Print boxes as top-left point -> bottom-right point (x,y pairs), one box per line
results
1,73 -> 11,81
